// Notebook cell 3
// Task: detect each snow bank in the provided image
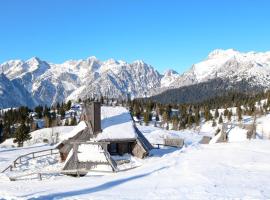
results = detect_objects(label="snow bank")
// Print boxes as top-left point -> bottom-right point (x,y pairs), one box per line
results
0,173 -> 10,182
257,115 -> 270,139
0,126 -> 75,148
228,126 -> 248,142
138,124 -> 213,146
97,106 -> 137,141
29,126 -> 75,145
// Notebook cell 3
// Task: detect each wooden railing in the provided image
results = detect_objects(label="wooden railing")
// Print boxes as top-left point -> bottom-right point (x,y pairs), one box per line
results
1,148 -> 59,173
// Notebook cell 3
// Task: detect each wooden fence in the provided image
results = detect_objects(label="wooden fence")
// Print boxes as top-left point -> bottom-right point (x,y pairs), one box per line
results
1,148 -> 59,173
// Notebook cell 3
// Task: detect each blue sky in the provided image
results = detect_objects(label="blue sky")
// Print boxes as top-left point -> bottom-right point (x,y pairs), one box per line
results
0,0 -> 269,73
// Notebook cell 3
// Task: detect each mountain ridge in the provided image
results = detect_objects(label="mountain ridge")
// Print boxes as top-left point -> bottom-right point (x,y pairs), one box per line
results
1,49 -> 270,108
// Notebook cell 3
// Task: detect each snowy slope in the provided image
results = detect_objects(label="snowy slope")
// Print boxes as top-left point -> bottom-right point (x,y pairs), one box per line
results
0,140 -> 270,199
1,106 -> 270,199
0,73 -> 37,108
160,69 -> 180,87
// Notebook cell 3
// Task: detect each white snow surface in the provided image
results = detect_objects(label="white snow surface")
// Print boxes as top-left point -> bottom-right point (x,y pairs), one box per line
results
227,126 -> 248,142
61,121 -> 87,140
256,114 -> 270,139
78,144 -> 107,163
0,126 -> 76,148
0,139 -> 270,199
2,108 -> 270,199
97,106 -> 137,141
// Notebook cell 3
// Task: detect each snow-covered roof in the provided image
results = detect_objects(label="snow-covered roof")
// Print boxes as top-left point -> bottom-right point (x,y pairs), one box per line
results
96,106 -> 137,141
60,121 -> 87,140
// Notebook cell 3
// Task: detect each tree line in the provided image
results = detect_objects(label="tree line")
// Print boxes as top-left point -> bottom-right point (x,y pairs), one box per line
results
0,100 -> 76,146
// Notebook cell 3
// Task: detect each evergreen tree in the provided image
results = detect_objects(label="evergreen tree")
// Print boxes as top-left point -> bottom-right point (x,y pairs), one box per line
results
66,100 -> 72,111
237,106 -> 242,121
35,105 -> 43,119
64,119 -> 69,126
224,108 -> 229,117
194,108 -> 200,126
165,105 -> 172,121
143,111 -> 150,126
260,106 -> 264,116
214,108 -> 219,119
172,115 -> 179,130
44,115 -> 52,128
70,116 -> 77,126
179,120 -> 186,130
59,106 -> 66,119
218,115 -> 223,124
162,111 -> 169,129
187,114 -> 193,128
56,102 -> 60,112
155,114 -> 160,122
204,106 -> 212,121
13,122 -> 31,147
0,120 -> 3,142
228,110 -> 232,121
212,119 -> 217,127
2,122 -> 11,140
100,96 -> 104,104
133,103 -> 141,119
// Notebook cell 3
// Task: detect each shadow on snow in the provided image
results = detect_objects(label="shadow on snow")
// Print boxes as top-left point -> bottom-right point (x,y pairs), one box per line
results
26,167 -> 168,200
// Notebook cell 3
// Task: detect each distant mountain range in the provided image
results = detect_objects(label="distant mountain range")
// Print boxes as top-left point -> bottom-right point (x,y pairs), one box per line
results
1,49 -> 270,108
150,49 -> 270,103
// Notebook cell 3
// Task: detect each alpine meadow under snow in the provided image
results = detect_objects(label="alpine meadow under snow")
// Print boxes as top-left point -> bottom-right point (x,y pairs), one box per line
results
1,107 -> 270,199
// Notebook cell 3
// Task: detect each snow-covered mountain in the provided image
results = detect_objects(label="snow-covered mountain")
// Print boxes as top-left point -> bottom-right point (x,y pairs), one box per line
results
150,49 -> 270,103
1,49 -> 270,108
0,57 -> 164,108
160,69 -> 179,87
0,73 -> 37,108
167,49 -> 270,89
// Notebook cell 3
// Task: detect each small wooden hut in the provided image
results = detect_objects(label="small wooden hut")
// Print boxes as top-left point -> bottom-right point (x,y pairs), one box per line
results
57,102 -> 153,174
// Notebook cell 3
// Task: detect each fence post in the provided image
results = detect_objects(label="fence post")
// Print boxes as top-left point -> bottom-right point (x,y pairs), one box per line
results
74,143 -> 79,176
38,173 -> 42,181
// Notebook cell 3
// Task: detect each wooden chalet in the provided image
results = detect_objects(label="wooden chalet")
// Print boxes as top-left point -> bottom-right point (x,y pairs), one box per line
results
56,102 -> 153,174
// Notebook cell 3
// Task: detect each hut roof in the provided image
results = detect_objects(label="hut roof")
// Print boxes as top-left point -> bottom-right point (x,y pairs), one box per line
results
61,121 -> 87,140
96,106 -> 137,141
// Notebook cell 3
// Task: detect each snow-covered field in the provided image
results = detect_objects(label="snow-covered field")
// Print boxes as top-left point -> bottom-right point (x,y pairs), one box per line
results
0,139 -> 270,199
1,108 -> 270,199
